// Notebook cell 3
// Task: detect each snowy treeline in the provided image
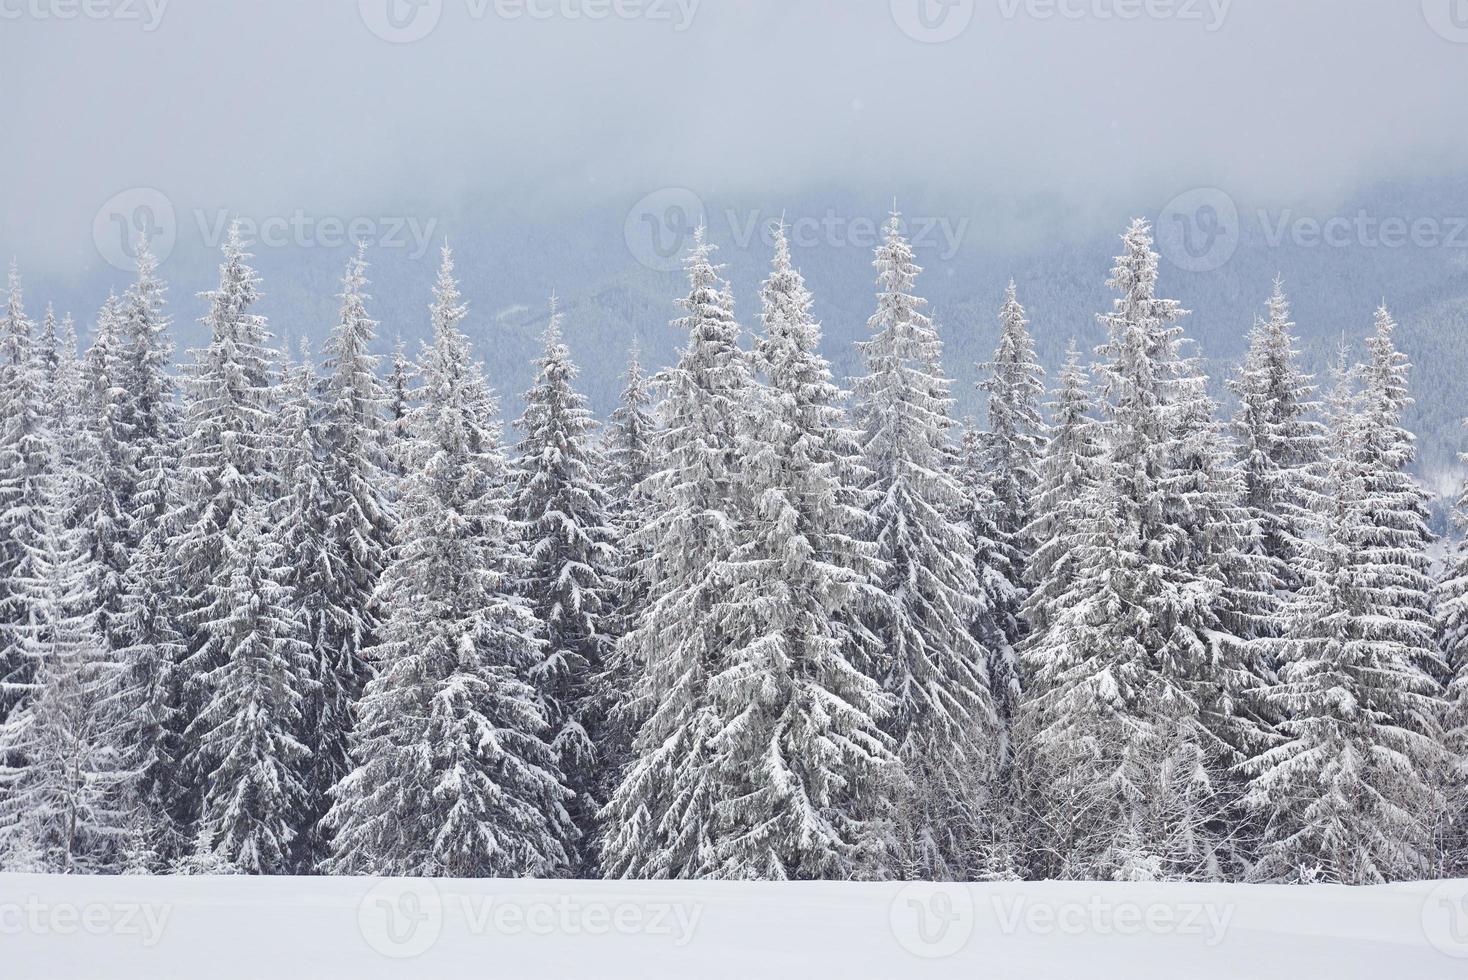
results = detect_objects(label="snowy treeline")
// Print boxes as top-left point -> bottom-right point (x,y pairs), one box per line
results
1,214 -> 1466,885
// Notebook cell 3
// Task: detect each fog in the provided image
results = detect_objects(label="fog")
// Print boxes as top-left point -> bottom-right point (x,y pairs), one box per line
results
4,0 -> 1468,272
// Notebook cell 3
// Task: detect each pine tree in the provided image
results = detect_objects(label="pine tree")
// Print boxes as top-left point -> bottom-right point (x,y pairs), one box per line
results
1245,351 -> 1447,883
0,492 -> 133,873
1228,278 -> 1325,607
852,212 -> 996,880
1020,343 -> 1101,640
1357,306 -> 1444,684
172,225 -> 280,834
970,283 -> 1045,773
385,335 -> 415,475
1442,475 -> 1468,874
185,503 -> 313,874
511,297 -> 618,875
596,343 -> 656,809
1018,220 -> 1232,882
0,264 -> 51,723
702,223 -> 898,880
600,229 -> 754,880
111,241 -> 187,868
303,246 -> 395,858
325,247 -> 573,878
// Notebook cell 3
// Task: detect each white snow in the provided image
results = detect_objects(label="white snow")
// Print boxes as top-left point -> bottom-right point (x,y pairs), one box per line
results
5,873 -> 1468,979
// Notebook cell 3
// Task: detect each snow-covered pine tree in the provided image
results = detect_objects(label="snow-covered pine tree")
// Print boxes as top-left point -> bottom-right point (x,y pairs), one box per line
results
0,264 -> 51,723
172,225 -> 280,833
0,490 -> 133,873
1019,342 -> 1101,640
324,246 -> 573,878
852,211 -> 996,880
1228,278 -> 1325,612
510,298 -> 618,875
600,229 -> 753,880
1017,220 -> 1232,882
1356,305 -> 1444,684
700,223 -> 898,880
110,240 -> 188,868
301,246 -> 396,860
1442,464 -> 1468,874
596,343 -> 656,810
975,281 -> 1045,657
185,502 -> 313,874
1246,349 -> 1447,884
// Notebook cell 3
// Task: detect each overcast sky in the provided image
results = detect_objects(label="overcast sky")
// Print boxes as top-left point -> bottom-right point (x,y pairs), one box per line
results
3,0 -> 1468,273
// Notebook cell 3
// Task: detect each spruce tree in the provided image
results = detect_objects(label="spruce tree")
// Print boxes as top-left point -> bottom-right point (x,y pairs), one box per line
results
325,247 -> 573,878
302,247 -> 395,857
1018,220 -> 1233,881
185,503 -> 313,874
0,264 -> 51,722
852,212 -> 996,880
704,223 -> 898,880
0,492 -> 132,873
1245,351 -> 1447,883
511,298 -> 619,875
600,230 -> 753,880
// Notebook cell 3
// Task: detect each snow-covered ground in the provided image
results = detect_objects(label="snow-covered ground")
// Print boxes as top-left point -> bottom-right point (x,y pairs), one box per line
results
5,873 -> 1468,979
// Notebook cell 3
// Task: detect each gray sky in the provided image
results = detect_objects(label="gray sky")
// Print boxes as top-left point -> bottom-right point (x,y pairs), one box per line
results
3,0 -> 1468,273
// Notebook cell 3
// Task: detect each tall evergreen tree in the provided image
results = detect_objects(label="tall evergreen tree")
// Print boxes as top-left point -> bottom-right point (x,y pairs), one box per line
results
302,246 -> 395,859
1246,351 -> 1446,883
852,212 -> 996,880
703,224 -> 898,880
1228,278 -> 1325,609
185,503 -> 313,874
511,297 -> 619,875
1018,220 -> 1233,882
325,247 -> 573,878
0,264 -> 51,723
0,491 -> 132,873
597,343 -> 656,809
600,230 -> 754,880
172,225 -> 280,835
